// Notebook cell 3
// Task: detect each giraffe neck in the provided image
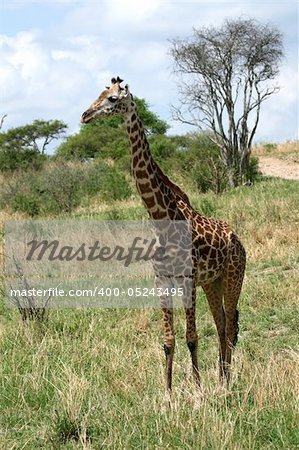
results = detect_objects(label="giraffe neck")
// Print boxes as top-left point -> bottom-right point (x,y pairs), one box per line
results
125,107 -> 170,219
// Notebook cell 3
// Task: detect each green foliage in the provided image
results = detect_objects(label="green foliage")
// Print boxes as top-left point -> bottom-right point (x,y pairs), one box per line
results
246,156 -> 260,182
0,146 -> 46,171
0,119 -> 67,171
34,162 -> 87,214
149,133 -> 229,194
82,161 -> 132,202
198,198 -> 217,217
178,133 -> 228,193
2,119 -> 67,152
145,133 -> 231,194
12,193 -> 40,217
4,162 -> 86,215
56,124 -> 128,161
1,160 -> 132,216
150,134 -> 177,163
134,97 -> 169,135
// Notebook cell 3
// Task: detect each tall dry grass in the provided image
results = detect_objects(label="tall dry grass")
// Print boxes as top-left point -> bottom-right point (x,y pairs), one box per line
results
0,175 -> 298,448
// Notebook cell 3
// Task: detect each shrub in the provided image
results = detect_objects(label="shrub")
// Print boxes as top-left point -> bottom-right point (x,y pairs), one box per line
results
177,133 -> 229,193
0,160 -> 132,216
246,156 -> 260,183
0,147 -> 46,171
12,192 -> 40,217
189,155 -> 228,194
32,162 -> 87,214
80,161 -> 132,201
1,162 -> 87,216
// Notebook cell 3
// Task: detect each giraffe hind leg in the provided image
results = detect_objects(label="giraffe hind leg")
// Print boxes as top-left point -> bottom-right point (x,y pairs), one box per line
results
183,283 -> 201,388
202,278 -> 227,382
223,239 -> 246,384
222,294 -> 241,384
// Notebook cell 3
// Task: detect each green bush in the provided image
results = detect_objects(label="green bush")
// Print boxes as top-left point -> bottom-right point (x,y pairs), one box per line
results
33,162 -> 86,214
0,160 -> 132,217
147,133 -> 230,194
12,192 -> 40,217
246,156 -> 260,182
87,162 -> 132,201
0,147 -> 46,171
0,162 -> 87,216
176,134 -> 229,193
0,169 -> 41,215
189,155 -> 228,193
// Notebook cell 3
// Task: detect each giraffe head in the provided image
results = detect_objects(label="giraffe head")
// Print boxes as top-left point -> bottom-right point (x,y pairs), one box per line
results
81,76 -> 132,124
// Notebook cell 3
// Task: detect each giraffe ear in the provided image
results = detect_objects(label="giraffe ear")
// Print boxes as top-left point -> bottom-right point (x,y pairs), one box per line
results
116,76 -> 123,84
123,84 -> 131,97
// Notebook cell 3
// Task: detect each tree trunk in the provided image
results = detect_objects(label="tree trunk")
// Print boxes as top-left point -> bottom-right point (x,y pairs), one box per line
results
240,147 -> 251,182
227,168 -> 236,188
222,145 -> 237,187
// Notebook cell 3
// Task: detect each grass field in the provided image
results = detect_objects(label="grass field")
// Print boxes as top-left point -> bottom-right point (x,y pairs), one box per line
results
0,169 -> 299,448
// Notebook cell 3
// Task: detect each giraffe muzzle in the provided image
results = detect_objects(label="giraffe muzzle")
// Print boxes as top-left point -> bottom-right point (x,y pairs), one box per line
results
81,109 -> 95,124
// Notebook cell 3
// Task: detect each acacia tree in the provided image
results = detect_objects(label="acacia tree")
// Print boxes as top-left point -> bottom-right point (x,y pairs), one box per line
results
170,18 -> 284,186
1,119 -> 67,154
0,119 -> 67,170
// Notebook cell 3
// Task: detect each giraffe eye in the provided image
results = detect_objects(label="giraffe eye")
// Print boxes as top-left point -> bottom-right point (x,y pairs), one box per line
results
108,95 -> 118,103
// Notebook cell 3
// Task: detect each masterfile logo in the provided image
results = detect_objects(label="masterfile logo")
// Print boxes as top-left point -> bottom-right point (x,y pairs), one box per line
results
5,219 -> 193,308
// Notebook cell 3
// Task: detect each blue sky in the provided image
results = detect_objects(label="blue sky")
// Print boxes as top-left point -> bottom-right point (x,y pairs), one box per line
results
0,0 -> 298,150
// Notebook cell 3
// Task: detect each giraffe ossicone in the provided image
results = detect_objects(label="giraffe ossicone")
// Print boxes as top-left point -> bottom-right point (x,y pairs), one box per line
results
81,77 -> 246,393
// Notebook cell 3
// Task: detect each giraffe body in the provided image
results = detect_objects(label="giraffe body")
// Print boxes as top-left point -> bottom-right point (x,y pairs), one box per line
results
81,77 -> 246,391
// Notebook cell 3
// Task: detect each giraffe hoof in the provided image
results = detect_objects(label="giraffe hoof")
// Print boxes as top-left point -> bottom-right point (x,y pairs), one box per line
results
163,344 -> 171,356
187,341 -> 196,352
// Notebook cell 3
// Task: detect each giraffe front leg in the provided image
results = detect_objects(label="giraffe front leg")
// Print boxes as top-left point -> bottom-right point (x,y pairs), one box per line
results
161,306 -> 175,394
184,283 -> 201,388
156,275 -> 175,395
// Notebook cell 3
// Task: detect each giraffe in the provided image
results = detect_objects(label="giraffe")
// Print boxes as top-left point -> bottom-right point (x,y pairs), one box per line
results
81,77 -> 246,393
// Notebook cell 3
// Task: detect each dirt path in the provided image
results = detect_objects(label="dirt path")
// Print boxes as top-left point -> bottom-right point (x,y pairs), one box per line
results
258,156 -> 299,181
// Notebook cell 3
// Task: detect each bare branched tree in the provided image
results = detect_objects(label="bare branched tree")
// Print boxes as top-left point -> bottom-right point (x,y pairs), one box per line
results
170,18 -> 284,186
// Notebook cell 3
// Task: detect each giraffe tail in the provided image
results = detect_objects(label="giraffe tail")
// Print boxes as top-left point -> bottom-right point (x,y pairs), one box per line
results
232,309 -> 239,348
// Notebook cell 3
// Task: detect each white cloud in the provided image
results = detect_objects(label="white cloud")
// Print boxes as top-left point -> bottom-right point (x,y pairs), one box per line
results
256,64 -> 298,141
2,31 -> 50,81
51,35 -> 108,71
106,0 -> 160,23
0,30 -> 109,129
